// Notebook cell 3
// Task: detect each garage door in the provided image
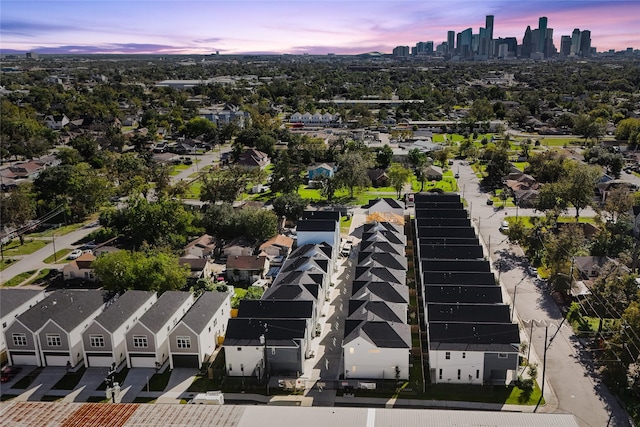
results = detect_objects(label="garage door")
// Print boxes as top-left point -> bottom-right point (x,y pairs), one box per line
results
11,354 -> 38,366
130,355 -> 157,368
45,354 -> 70,366
172,354 -> 199,368
87,355 -> 114,367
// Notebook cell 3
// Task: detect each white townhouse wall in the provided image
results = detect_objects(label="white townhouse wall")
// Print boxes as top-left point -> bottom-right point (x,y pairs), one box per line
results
225,345 -> 263,377
125,291 -> 194,368
0,289 -> 46,359
168,292 -> 231,369
343,334 -> 409,380
5,290 -> 108,367
82,291 -> 158,368
431,349 -> 485,385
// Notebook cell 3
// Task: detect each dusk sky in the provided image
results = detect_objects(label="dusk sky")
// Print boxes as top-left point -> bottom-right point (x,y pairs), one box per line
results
2,1 -> 639,55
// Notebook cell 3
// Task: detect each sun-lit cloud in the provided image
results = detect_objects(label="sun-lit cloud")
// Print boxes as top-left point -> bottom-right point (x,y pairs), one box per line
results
0,0 -> 638,54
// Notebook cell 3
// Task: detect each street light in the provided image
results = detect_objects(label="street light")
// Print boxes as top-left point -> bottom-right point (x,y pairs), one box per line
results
511,274 -> 528,321
260,323 -> 269,395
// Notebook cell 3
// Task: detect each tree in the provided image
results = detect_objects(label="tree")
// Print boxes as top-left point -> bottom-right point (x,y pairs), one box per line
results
573,114 -> 605,143
407,148 -> 427,169
482,147 -> 511,189
335,151 -> 374,198
603,186 -> 634,223
375,145 -> 394,170
388,163 -> 412,198
200,166 -> 253,203
269,150 -> 304,194
273,193 -> 308,221
469,98 -> 494,122
202,204 -> 277,242
433,148 -> 450,168
615,117 -> 640,143
183,117 -> 217,139
0,186 -> 35,245
563,164 -> 601,220
92,249 -> 190,293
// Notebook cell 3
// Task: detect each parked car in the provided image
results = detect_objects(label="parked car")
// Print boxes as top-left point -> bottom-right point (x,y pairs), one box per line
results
527,266 -> 538,276
499,220 -> 509,233
68,249 -> 83,260
1,365 -> 22,382
486,198 -> 494,205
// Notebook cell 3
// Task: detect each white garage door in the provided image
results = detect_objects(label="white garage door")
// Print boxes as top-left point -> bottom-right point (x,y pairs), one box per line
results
11,354 -> 38,366
87,356 -> 114,367
45,355 -> 70,366
130,356 -> 157,368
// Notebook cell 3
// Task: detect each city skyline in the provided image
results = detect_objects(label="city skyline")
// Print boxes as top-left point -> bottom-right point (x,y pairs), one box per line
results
1,1 -> 639,55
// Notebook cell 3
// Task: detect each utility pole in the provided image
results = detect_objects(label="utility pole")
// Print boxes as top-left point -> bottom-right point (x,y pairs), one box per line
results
536,325 -> 549,412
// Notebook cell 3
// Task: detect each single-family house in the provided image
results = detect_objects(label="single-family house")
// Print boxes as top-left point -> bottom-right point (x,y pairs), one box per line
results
307,163 -> 336,180
179,257 -> 216,281
238,149 -> 270,169
226,256 -> 269,283
44,114 -> 70,130
63,252 -> 96,282
125,291 -> 195,368
259,235 -> 294,258
573,256 -> 629,280
168,291 -> 231,369
224,318 -> 308,378
342,320 -> 411,380
82,290 -> 157,368
367,169 -> 389,187
5,290 -> 110,367
422,165 -> 443,181
222,237 -> 255,258
183,234 -> 218,258
0,289 -> 46,363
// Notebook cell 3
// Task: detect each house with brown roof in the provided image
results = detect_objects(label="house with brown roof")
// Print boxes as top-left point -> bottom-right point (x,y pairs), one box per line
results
179,257 -> 216,281
226,255 -> 269,283
238,148 -> 270,169
63,252 -> 96,282
259,235 -> 294,258
184,234 -> 218,258
222,237 -> 255,258
367,169 -> 389,187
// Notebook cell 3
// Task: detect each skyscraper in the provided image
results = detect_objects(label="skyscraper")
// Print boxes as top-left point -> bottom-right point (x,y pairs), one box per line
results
521,26 -> 533,58
538,17 -> 548,55
580,30 -> 591,56
485,15 -> 494,41
570,28 -> 581,56
459,28 -> 472,58
447,31 -> 455,54
560,35 -> 572,56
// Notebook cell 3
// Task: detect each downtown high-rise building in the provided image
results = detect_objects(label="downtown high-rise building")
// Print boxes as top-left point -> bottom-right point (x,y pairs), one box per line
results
447,30 -> 455,54
570,28 -> 581,55
580,30 -> 592,56
538,16 -> 548,54
560,35 -> 572,56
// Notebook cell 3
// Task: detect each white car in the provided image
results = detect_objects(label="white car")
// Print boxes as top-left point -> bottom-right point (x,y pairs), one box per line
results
68,249 -> 83,260
527,266 -> 538,276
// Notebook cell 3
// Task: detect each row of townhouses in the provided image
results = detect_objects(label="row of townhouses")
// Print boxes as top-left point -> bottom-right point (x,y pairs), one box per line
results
223,211 -> 341,379
343,218 -> 412,380
1,289 -> 230,371
414,193 -> 520,385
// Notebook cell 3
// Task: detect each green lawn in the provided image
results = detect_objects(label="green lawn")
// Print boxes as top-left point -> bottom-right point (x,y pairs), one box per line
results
2,239 -> 48,256
26,269 -> 51,285
536,137 -> 584,147
52,367 -> 87,390
170,164 -> 190,176
340,216 -> 353,235
512,162 -> 529,171
0,259 -> 17,271
2,270 -> 36,287
26,221 -> 88,238
43,249 -> 71,264
411,177 -> 458,193
185,181 -> 203,199
505,216 -> 599,228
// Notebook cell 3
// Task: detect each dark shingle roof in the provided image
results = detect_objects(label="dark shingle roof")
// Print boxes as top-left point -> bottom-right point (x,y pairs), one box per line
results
362,231 -> 405,245
282,257 -> 328,274
273,270 -> 323,287
237,300 -> 314,319
138,291 -> 192,333
17,290 -> 110,332
354,267 -> 405,284
362,221 -> 403,235
347,300 -> 404,323
427,303 -> 511,323
296,220 -> 337,232
428,322 -> 520,350
358,240 -> 403,255
93,290 -> 156,332
351,281 -> 409,304
365,198 -> 404,210
288,243 -> 333,260
0,289 -> 44,317
224,318 -> 306,346
302,211 -> 341,221
357,252 -> 407,270
180,292 -> 229,334
344,320 -> 410,348
262,283 -> 319,301
424,285 -> 503,304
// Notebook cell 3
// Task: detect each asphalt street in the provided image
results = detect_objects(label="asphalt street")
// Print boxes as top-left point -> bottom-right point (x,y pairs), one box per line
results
457,160 -> 631,426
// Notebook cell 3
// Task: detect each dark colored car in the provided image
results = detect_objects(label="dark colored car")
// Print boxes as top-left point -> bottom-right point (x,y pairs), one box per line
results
1,365 -> 22,382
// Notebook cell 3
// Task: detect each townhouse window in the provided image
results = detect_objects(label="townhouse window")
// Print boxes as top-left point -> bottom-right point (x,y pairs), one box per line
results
12,333 -> 27,346
90,335 -> 105,347
438,369 -> 442,380
445,352 -> 451,360
213,319 -> 218,327
457,369 -> 461,380
176,336 -> 191,349
133,335 -> 148,348
46,334 -> 61,347
462,352 -> 466,359
476,370 -> 480,379
498,353 -> 508,359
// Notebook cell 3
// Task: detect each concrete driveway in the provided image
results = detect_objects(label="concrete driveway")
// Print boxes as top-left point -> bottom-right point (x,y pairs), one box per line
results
7,367 -> 67,402
155,368 -> 198,403
119,368 -> 155,403
63,367 -> 111,402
